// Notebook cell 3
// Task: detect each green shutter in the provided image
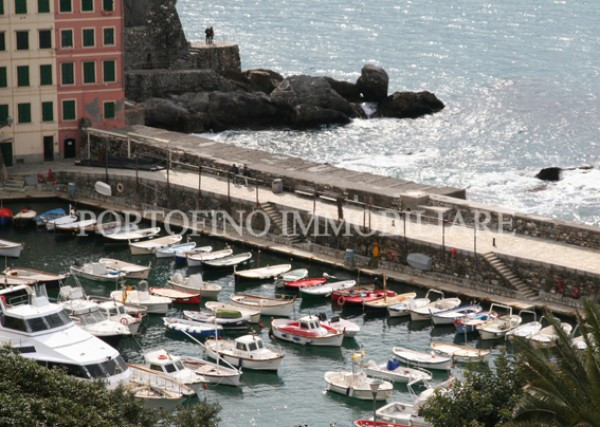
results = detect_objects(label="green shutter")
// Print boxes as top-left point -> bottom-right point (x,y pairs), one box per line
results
16,31 -> 28,50
62,100 -> 76,120
38,0 -> 50,13
17,103 -> 31,123
0,0 -> 4,15
81,0 -> 92,11
41,101 -> 53,122
102,0 -> 113,11
40,64 -> 52,85
83,62 -> 95,83
103,28 -> 114,45
15,0 -> 27,14
104,102 -> 115,119
39,30 -> 52,49
61,63 -> 74,85
103,60 -> 115,82
0,33 -> 5,51
17,66 -> 29,87
59,0 -> 71,12
0,105 -> 8,122
61,30 -> 73,48
82,29 -> 94,47
0,67 -> 6,88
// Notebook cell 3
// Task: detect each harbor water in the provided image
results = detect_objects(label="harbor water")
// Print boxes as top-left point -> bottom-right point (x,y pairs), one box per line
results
1,200 -> 510,426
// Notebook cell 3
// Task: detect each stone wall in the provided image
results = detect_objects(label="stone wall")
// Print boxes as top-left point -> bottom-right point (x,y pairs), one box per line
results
429,194 -> 600,250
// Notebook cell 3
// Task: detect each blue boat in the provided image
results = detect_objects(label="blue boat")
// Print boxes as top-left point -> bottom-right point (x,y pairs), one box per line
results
163,317 -> 223,339
34,208 -> 66,226
454,311 -> 497,334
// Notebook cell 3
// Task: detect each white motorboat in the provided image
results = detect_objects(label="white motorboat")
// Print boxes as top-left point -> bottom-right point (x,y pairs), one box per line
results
271,314 -> 344,347
128,364 -> 195,409
95,299 -> 143,335
45,213 -> 78,231
98,258 -> 151,279
277,268 -> 309,282
431,303 -> 483,326
390,289 -> 443,318
60,298 -> 131,346
34,208 -> 65,227
110,281 -> 171,314
364,292 -> 417,310
324,369 -> 393,400
230,293 -> 296,317
392,346 -> 453,371
0,285 -> 131,389
506,311 -> 542,340
55,219 -> 97,233
168,273 -> 222,298
155,242 -> 197,258
234,263 -> 292,281
205,335 -> 284,371
205,301 -> 261,323
143,349 -> 207,393
528,322 -> 573,347
180,355 -> 242,387
88,295 -> 148,318
430,341 -> 491,363
410,296 -> 462,321
375,401 -> 431,427
129,235 -> 183,255
477,304 -> 523,340
318,313 -> 361,337
103,227 -> 161,242
186,248 -> 231,267
0,238 -> 24,258
202,252 -> 253,268
299,280 -> 356,297
184,309 -> 250,330
70,262 -> 125,282
364,359 -> 432,384
571,333 -> 593,351
3,267 -> 68,289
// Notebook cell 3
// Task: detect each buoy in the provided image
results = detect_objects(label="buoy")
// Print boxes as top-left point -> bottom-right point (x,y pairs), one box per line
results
116,182 -> 124,193
337,296 -> 346,306
158,354 -> 168,360
120,317 -> 128,326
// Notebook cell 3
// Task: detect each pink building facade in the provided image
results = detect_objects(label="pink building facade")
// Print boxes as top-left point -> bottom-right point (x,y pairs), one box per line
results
54,0 -> 125,158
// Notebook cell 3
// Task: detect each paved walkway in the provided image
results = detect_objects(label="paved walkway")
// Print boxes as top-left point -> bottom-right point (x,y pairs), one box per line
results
10,161 -> 599,277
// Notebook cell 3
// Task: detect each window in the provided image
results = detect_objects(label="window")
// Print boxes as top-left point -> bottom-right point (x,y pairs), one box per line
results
83,62 -> 95,83
15,0 -> 26,14
0,32 -> 5,51
104,101 -> 115,119
60,30 -> 73,48
102,0 -> 113,11
62,100 -> 76,120
42,101 -> 53,122
40,64 -> 52,85
0,0 -> 4,15
103,28 -> 115,46
39,30 -> 51,49
103,60 -> 115,82
0,67 -> 6,88
17,66 -> 29,87
0,105 -> 8,123
81,0 -> 92,11
61,63 -> 74,85
82,29 -> 94,47
38,0 -> 50,13
59,0 -> 71,12
16,31 -> 29,50
17,103 -> 31,123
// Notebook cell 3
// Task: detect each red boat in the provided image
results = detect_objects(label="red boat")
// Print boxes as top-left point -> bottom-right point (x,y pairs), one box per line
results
149,287 -> 201,304
283,277 -> 327,290
354,420 -> 409,427
332,286 -> 396,306
0,207 -> 13,226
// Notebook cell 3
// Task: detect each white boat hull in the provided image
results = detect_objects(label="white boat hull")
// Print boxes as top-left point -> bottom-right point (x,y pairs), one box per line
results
324,373 -> 393,400
392,347 -> 453,371
230,300 -> 294,317
170,281 -> 221,298
271,326 -> 344,347
205,348 -> 282,371
0,242 -> 24,258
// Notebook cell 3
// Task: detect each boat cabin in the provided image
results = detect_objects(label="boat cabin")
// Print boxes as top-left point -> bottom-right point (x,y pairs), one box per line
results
298,315 -> 322,331
146,350 -> 185,374
235,335 -> 265,353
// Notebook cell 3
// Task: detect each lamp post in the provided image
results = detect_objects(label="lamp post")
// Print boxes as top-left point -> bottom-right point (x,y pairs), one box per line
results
369,379 -> 383,425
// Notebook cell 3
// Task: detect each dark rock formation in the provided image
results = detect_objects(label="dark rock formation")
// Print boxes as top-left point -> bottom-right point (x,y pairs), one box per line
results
377,91 -> 445,119
356,64 -> 389,102
242,69 -> 284,94
536,167 -> 562,181
143,98 -> 205,133
324,77 -> 362,103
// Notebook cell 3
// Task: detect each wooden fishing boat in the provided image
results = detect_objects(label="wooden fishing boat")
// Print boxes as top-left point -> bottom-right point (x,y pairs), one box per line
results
205,301 -> 260,323
277,268 -> 309,282
300,280 -> 356,297
230,293 -> 296,317
335,289 -> 397,307
110,281 -> 171,314
55,219 -> 97,233
363,292 -> 417,310
282,277 -> 327,291
13,209 -> 37,225
477,304 -> 522,340
149,287 -> 201,304
202,252 -> 252,268
0,239 -> 24,258
271,314 -> 344,346
454,310 -> 497,334
353,420 -> 410,427
185,248 -> 231,267
98,258 -> 151,279
392,346 -> 453,371
528,322 -> 573,347
154,242 -> 197,258
409,296 -> 462,321
130,235 -> 182,255
168,273 -> 221,298
325,363 -> 393,400
163,317 -> 223,339
234,263 -> 292,281
389,289 -> 443,318
34,208 -> 65,226
70,261 -> 126,282
127,364 -> 195,409
180,355 -> 242,387
331,285 -> 375,301
104,227 -> 161,242
431,303 -> 482,326
3,267 -> 68,289
45,213 -> 77,231
183,309 -> 250,330
364,359 -> 432,384
318,313 -> 360,337
430,341 -> 491,363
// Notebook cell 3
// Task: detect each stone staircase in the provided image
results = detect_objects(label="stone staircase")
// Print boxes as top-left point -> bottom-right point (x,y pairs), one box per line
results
483,252 -> 538,299
1,177 -> 26,191
260,202 -> 304,244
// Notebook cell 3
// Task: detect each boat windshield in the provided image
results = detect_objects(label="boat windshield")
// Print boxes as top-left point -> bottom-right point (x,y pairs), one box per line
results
79,311 -> 106,325
164,363 -> 177,373
255,340 -> 264,349
247,342 -> 258,352
236,342 -> 247,351
45,355 -> 128,380
2,310 -> 72,333
175,360 -> 184,370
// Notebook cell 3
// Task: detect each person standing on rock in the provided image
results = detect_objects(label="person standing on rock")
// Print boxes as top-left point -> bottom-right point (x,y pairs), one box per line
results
205,27 -> 211,44
209,27 -> 214,44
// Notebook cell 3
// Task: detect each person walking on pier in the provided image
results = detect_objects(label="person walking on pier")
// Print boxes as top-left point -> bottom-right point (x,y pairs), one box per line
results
230,163 -> 240,184
242,164 -> 251,186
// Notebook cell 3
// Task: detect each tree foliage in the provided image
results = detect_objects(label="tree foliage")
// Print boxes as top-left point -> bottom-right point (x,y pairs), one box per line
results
0,347 -> 220,427
419,353 -> 525,427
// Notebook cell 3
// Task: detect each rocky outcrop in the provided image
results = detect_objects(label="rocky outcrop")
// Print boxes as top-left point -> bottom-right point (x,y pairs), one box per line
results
242,69 -> 284,94
536,167 -> 562,181
143,98 -> 205,133
377,91 -> 445,119
356,64 -> 389,102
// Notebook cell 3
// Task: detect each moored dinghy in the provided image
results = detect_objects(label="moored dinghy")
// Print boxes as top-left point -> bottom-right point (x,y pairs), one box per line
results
390,288 -> 443,318
34,208 -> 65,226
70,261 -> 125,282
142,349 -> 207,393
184,309 -> 250,330
127,364 -> 196,409
98,258 -> 151,279
205,301 -> 261,323
392,346 -> 453,371
13,209 -> 37,226
364,358 -> 432,384
477,304 -> 522,340
3,267 -> 68,290
164,317 -> 223,339
324,352 -> 393,400
168,272 -> 222,298
149,287 -> 201,304
202,252 -> 253,268
506,311 -> 542,340
129,235 -> 183,255
431,303 -> 483,326
180,355 -> 242,387
230,293 -> 296,317
110,281 -> 171,314
300,280 -> 356,297
0,239 -> 24,258
430,341 -> 491,363
55,219 -> 97,233
409,294 -> 462,321
318,313 -> 360,337
234,263 -> 292,281
185,247 -> 230,267
103,226 -> 161,242
154,241 -> 197,258
277,268 -> 309,282
528,321 -> 573,347
363,291 -> 417,310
